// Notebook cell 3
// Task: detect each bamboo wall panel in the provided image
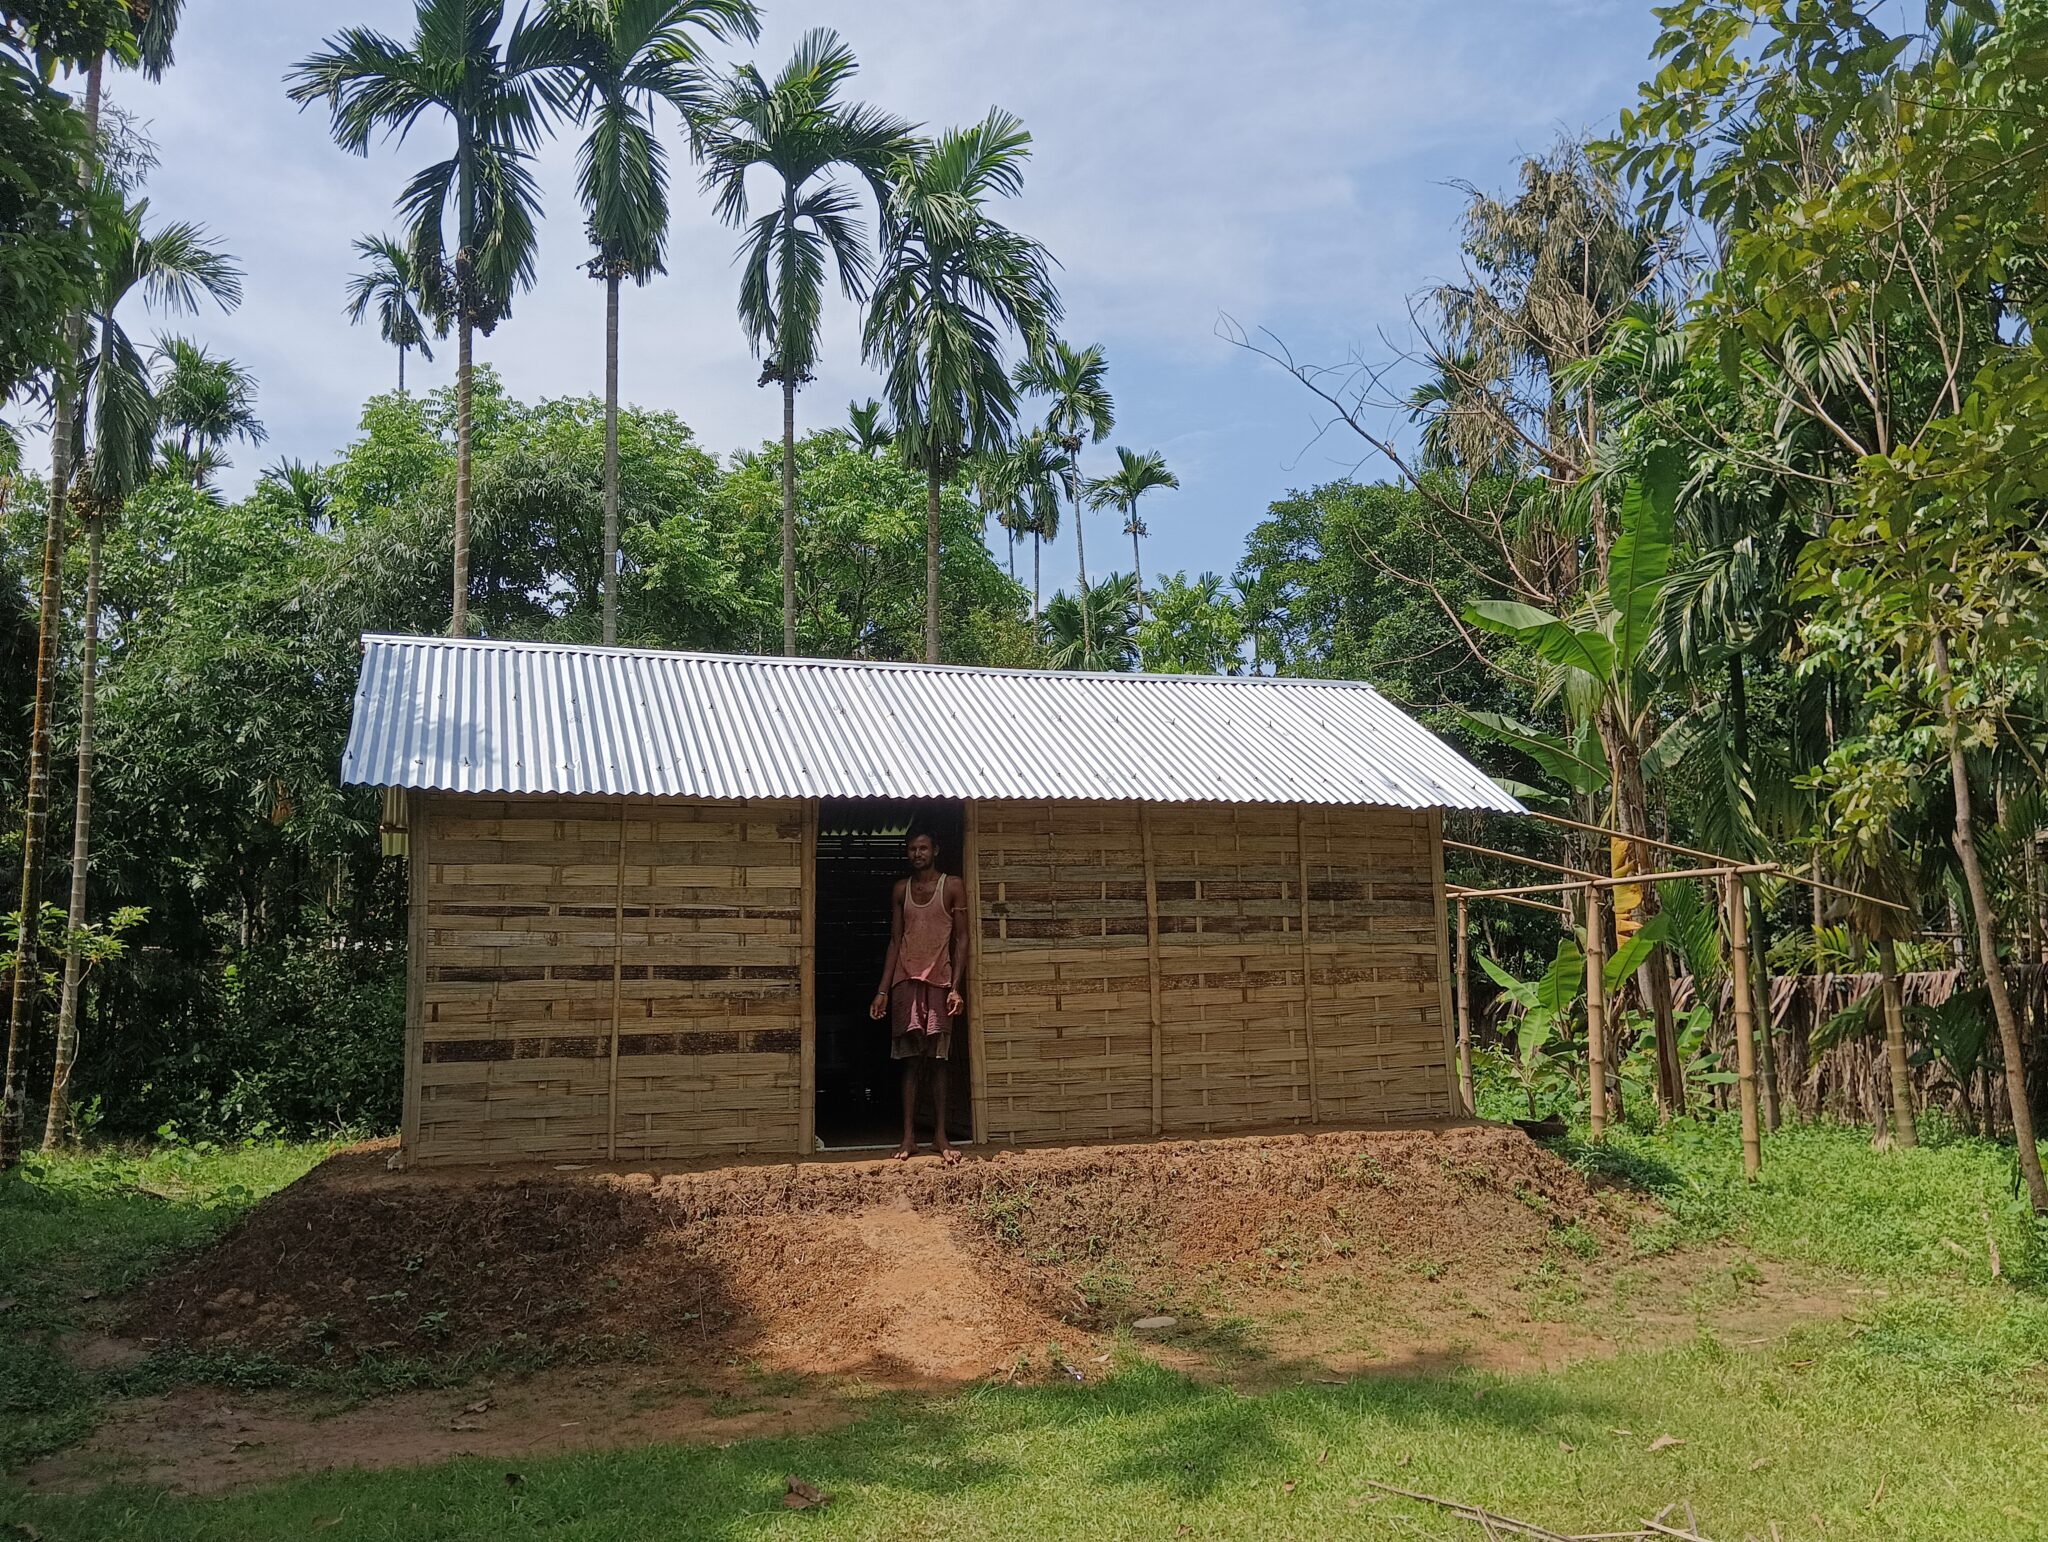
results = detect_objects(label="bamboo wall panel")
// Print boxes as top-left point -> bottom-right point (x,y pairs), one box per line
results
1150,804 -> 1314,1134
407,793 -> 803,1165
974,801 -> 1154,1144
611,799 -> 803,1161
1299,805 -> 1457,1120
970,798 -> 1455,1146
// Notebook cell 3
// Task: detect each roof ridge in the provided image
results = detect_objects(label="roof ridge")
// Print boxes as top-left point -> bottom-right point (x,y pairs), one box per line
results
358,633 -> 1382,691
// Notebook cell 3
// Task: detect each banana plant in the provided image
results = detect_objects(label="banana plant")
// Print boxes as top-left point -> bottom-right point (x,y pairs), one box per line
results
1463,455 -> 1691,1112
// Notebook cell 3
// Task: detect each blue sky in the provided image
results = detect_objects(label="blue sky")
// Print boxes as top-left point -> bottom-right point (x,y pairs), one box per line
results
94,0 -> 1663,587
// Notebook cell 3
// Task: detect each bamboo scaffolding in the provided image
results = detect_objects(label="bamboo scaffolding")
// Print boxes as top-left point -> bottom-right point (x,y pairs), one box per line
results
1724,871 -> 1761,1178
1445,886 -> 1571,917
1457,863 -> 1776,901
1455,898 -> 1474,1115
1444,838 -> 1600,879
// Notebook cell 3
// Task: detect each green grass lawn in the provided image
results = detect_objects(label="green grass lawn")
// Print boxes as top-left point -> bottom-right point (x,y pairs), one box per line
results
5,1121 -> 2047,1541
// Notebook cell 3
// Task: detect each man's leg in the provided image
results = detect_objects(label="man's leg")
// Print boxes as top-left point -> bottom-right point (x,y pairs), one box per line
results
896,1057 -> 919,1159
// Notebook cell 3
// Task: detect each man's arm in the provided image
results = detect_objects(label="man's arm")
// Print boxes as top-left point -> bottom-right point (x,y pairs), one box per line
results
870,879 -> 906,1018
947,873 -> 970,1014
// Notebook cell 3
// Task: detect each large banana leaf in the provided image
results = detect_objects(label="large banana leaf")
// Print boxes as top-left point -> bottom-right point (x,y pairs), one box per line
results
1608,452 -> 1678,675
1462,709 -> 1609,795
1466,600 -> 1618,682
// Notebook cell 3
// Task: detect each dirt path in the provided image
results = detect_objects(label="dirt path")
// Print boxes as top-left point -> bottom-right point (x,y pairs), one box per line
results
23,1124 -> 1854,1497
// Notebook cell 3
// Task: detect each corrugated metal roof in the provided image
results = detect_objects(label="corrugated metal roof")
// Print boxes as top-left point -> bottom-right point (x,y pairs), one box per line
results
339,634 -> 1524,813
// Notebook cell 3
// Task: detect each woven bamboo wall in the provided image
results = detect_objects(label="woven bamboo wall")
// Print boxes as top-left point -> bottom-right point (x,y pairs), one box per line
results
972,798 -> 1455,1142
974,801 -> 1155,1144
1301,804 -> 1458,1120
406,793 -> 804,1165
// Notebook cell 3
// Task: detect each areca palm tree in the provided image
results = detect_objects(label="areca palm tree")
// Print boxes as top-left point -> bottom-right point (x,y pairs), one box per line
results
1014,339 -> 1112,657
846,397 -> 892,456
6,0 -> 191,1169
43,196 -> 241,1148
976,428 -> 1060,617
1085,446 -> 1177,620
553,0 -> 758,647
290,0 -> 570,637
1043,574 -> 1139,671
344,232 -> 439,391
866,109 -> 1059,664
698,29 -> 913,656
152,335 -> 265,485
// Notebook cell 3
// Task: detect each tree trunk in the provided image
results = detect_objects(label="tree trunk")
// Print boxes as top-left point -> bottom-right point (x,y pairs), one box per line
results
1031,536 -> 1041,623
781,375 -> 797,657
1876,934 -> 1917,1149
602,271 -> 620,647
1750,888 -> 1783,1130
452,309 -> 473,638
1584,884 -> 1608,1138
398,342 -> 407,395
1070,467 -> 1092,663
1,59 -> 100,1169
43,518 -> 103,1149
924,466 -> 942,665
1130,520 -> 1147,623
1933,634 -> 2046,1210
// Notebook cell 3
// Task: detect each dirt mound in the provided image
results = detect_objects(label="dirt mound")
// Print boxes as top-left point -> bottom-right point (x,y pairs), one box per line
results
129,1124 -> 1620,1382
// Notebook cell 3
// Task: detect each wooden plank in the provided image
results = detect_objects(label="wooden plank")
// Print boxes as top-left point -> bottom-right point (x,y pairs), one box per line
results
1298,804 -> 1320,1125
1142,802 -> 1163,1136
1429,808 -> 1459,1114
797,797 -> 818,1155
399,792 -> 429,1165
965,798 -> 987,1146
605,800 -> 626,1161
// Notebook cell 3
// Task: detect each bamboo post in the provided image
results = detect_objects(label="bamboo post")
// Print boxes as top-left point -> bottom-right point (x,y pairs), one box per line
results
605,800 -> 628,1163
1583,883 -> 1607,1140
1725,872 -> 1761,1178
1141,803 -> 1164,1137
1454,898 -> 1474,1116
1297,805 -> 1321,1125
797,799 -> 819,1155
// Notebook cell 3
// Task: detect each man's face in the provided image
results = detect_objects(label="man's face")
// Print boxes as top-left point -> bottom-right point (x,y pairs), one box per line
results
906,835 -> 936,872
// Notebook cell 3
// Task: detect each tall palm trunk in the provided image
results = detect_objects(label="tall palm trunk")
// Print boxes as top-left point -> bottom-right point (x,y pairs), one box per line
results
452,311 -> 473,636
781,375 -> 797,656
1129,520 -> 1146,622
1069,465 -> 1091,661
924,466 -> 942,664
602,272 -> 620,646
1031,535 -> 1041,622
450,121 -> 476,639
1875,935 -> 1916,1149
2,58 -> 100,1171
1933,634 -> 2047,1210
398,342 -> 407,394
43,517 -> 103,1149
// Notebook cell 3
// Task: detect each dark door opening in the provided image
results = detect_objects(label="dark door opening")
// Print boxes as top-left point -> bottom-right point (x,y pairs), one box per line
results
814,797 -> 972,1149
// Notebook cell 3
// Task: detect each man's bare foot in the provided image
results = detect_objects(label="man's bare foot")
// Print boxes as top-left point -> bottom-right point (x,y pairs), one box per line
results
936,1142 -> 963,1167
891,1143 -> 914,1161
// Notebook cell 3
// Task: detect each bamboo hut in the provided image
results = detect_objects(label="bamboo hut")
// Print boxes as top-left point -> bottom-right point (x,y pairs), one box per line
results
341,635 -> 1522,1167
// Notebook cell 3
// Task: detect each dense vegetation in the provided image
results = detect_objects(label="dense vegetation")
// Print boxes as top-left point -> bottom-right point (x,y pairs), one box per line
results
0,0 -> 2046,1217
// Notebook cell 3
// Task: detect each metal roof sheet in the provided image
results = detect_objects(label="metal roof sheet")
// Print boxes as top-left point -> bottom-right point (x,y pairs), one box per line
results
339,634 -> 1524,813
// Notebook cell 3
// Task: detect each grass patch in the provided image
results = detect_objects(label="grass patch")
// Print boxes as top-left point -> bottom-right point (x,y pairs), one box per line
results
0,1141 -> 339,1466
3,1119 -> 2047,1539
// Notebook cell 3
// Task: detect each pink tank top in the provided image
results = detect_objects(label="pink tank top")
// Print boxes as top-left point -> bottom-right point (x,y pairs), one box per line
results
894,873 -> 954,988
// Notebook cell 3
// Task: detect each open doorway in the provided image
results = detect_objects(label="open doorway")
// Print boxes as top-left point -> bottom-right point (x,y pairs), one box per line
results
813,797 -> 972,1149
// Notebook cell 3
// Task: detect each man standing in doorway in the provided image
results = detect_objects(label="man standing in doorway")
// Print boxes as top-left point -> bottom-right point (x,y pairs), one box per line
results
869,826 -> 969,1163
